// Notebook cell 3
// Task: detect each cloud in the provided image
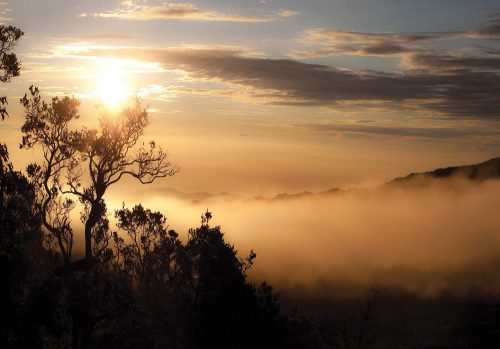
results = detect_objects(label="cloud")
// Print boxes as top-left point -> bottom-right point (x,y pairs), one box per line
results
275,9 -> 300,18
54,34 -> 134,40
43,37 -> 499,119
291,15 -> 500,59
291,29 -> 449,58
22,62 -> 82,74
85,2 -> 296,22
0,1 -> 12,23
471,12 -> 500,39
404,51 -> 500,71
58,44 -> 500,119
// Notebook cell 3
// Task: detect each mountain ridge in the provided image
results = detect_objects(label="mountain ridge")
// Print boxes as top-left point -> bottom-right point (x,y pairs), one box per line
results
389,157 -> 500,185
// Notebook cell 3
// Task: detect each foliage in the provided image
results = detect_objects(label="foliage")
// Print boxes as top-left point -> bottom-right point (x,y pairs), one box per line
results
0,25 -> 23,120
107,208 -> 313,349
0,135 -> 51,348
14,88 -> 312,348
20,88 -> 178,267
0,24 -> 49,348
21,86 -> 80,264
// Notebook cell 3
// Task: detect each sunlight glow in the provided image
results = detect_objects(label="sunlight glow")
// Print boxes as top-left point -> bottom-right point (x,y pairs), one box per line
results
93,58 -> 137,109
96,69 -> 129,109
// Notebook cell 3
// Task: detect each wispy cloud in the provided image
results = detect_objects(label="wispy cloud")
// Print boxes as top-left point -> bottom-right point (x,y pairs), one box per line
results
83,2 -> 298,23
275,9 -> 300,18
470,12 -> 500,39
0,1 -> 12,23
291,29 -> 453,58
22,62 -> 82,74
54,34 -> 134,41
404,51 -> 500,71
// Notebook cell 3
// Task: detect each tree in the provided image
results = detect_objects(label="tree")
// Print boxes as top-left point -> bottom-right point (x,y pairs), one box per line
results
0,25 -> 53,348
17,87 -> 179,345
0,140 -> 50,349
20,89 -> 178,269
20,87 -> 80,265
108,208 -> 317,349
112,204 -> 190,348
0,25 -> 23,120
113,204 -> 186,293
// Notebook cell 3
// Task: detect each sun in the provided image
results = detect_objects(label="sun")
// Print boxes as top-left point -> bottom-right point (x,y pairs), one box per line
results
96,68 -> 130,109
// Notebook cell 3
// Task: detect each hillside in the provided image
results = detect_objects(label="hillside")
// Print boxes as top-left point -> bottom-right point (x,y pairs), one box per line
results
389,157 -> 500,185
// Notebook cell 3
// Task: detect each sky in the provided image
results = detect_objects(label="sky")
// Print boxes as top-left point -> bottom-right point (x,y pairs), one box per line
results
1,0 -> 500,196
2,0 -> 500,295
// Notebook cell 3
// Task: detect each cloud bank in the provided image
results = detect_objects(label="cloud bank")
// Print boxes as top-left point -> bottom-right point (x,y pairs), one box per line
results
76,45 -> 500,119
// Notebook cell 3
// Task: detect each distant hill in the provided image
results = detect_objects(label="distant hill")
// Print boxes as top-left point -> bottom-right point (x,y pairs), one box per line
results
255,158 -> 500,202
253,188 -> 342,202
136,158 -> 500,204
389,157 -> 500,185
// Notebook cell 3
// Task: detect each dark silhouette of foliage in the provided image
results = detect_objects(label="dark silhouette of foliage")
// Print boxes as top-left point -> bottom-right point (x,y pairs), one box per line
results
21,86 -> 80,265
0,24 -> 50,348
0,144 -> 50,348
462,298 -> 500,348
110,204 -> 190,348
15,87 -> 179,348
184,211 -> 259,348
20,89 -> 178,268
16,89 -> 312,349
0,25 -> 23,120
99,207 -> 316,349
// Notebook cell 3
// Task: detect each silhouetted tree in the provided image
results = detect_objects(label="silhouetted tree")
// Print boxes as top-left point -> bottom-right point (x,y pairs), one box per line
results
18,89 -> 178,349
111,204 -> 190,348
21,88 -> 80,265
0,25 -> 54,348
0,25 -> 23,120
184,211 -> 257,348
20,89 -> 178,269
0,142 -> 51,348
184,211 -> 312,349
107,208 -> 315,349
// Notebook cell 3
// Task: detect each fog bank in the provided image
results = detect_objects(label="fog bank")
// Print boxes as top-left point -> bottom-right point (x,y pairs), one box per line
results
108,179 -> 500,298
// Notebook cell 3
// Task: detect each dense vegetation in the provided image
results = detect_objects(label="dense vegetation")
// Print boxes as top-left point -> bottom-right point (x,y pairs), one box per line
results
0,170 -> 316,348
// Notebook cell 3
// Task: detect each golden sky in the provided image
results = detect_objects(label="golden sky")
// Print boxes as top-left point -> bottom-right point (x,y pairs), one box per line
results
1,0 -> 499,197
2,1 -> 500,294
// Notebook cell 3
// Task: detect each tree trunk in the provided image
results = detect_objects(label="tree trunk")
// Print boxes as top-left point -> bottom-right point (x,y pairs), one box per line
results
84,200 -> 103,262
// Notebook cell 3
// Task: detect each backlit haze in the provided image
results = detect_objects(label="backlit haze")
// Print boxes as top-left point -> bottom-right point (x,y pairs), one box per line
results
2,0 -> 500,296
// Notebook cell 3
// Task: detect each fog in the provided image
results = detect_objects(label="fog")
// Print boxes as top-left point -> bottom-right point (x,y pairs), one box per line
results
100,178 -> 500,298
